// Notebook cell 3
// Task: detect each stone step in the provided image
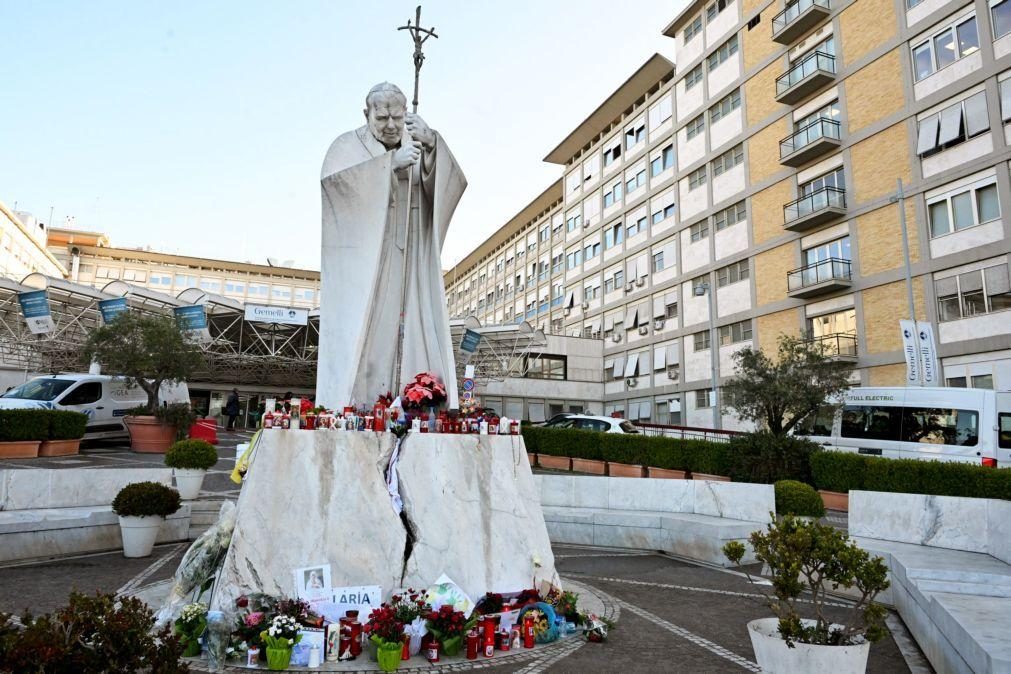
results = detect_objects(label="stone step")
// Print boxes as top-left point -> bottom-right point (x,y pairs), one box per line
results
0,468 -> 173,511
185,498 -> 235,540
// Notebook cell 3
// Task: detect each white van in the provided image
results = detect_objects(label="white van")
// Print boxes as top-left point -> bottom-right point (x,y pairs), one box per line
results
0,374 -> 190,441
794,386 -> 1011,468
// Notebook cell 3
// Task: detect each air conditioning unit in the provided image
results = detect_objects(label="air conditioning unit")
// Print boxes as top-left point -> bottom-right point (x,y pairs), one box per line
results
667,365 -> 680,381
636,278 -> 646,287
563,308 -> 571,316
625,377 -> 638,388
612,333 -> 623,343
625,282 -> 634,292
654,318 -> 665,330
638,325 -> 649,336
581,301 -> 590,310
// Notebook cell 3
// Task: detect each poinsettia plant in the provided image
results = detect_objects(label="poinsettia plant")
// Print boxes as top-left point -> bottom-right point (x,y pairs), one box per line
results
402,372 -> 447,410
376,391 -> 394,407
363,604 -> 403,645
426,604 -> 476,641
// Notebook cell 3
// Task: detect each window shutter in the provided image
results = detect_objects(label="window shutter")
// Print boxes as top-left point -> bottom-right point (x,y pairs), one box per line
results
1002,80 -> 1011,122
653,295 -> 666,318
964,92 -> 989,137
654,345 -> 667,369
959,270 -> 984,293
590,318 -> 602,334
564,290 -> 576,308
626,258 -> 638,280
625,305 -> 639,327
985,265 -> 1011,295
934,276 -> 958,297
627,401 -> 640,420
638,254 -> 650,279
624,353 -> 639,377
640,349 -> 651,372
667,342 -> 680,365
612,356 -> 625,379
916,115 -> 940,155
604,314 -> 616,331
604,358 -> 615,373
938,104 -> 963,145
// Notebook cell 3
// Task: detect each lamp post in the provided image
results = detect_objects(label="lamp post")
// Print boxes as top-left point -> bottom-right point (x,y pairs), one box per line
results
693,281 -> 721,429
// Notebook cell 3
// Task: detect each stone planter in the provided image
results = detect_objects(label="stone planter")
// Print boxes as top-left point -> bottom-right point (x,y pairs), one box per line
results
118,515 -> 164,558
607,462 -> 644,478
691,472 -> 731,482
646,467 -> 687,479
124,416 -> 176,453
819,490 -> 849,511
747,618 -> 870,674
571,458 -> 606,475
0,441 -> 40,459
38,439 -> 81,457
537,454 -> 571,471
527,452 -> 538,467
173,468 -> 207,500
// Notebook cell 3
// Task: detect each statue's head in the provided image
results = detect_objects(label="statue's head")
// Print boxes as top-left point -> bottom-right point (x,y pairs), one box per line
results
364,82 -> 408,149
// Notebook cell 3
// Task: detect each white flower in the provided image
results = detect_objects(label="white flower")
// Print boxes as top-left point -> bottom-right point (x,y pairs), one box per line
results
287,638 -> 294,645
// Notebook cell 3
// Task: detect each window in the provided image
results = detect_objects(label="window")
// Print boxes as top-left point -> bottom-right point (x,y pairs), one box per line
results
795,100 -> 841,131
604,222 -> 624,249
525,355 -> 566,380
685,64 -> 704,90
911,15 -> 980,81
693,330 -> 711,351
707,35 -> 739,71
97,267 -> 120,279
717,259 -> 750,287
539,226 -> 549,242
651,144 -> 675,177
794,406 -> 836,436
248,283 -> 268,296
295,287 -> 314,301
583,241 -> 601,260
175,274 -> 197,288
565,250 -> 583,270
686,114 -> 706,140
649,95 -> 674,128
625,169 -> 647,194
947,376 -> 967,387
709,90 -> 741,124
973,373 -> 994,388
665,297 -> 678,319
684,15 -> 703,41
994,0 -> 1011,39
625,123 -> 646,150
688,166 -> 708,190
651,203 -> 676,224
927,178 -> 1000,237
603,181 -> 623,208
61,382 -> 103,406
840,406 -> 902,442
935,264 -> 1011,321
800,166 -> 844,196
122,269 -> 146,282
149,274 -> 171,287
628,215 -> 648,237
566,213 -> 582,232
695,389 -> 714,408
552,253 -> 564,274
711,144 -> 744,176
200,278 -> 221,292
718,319 -> 753,345
689,221 -> 709,242
714,201 -> 746,230
653,251 -> 666,272
604,268 -> 624,294
706,0 -> 729,23
603,142 -> 622,166
841,405 -> 978,446
584,284 -> 599,300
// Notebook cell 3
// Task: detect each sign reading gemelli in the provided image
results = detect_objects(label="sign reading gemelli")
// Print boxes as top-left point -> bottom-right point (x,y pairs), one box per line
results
244,304 -> 309,326
98,297 -> 129,324
18,289 -> 55,334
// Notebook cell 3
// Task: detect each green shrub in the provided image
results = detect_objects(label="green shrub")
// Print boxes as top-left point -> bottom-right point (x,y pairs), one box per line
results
0,410 -> 50,442
164,439 -> 217,470
112,481 -> 181,518
810,451 -> 868,493
727,432 -> 820,484
155,403 -> 198,440
682,439 -> 732,476
775,480 -> 826,517
49,410 -> 88,440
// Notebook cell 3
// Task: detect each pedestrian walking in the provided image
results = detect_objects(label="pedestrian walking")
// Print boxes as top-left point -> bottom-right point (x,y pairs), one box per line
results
225,388 -> 240,431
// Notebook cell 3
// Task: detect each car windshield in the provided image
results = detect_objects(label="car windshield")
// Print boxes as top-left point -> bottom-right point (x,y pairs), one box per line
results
1,378 -> 76,401
619,421 -> 640,433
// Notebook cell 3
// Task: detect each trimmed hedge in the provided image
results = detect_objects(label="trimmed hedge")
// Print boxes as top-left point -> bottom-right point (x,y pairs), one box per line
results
49,410 -> 88,440
165,439 -> 218,470
112,481 -> 181,518
727,432 -> 819,484
775,480 -> 826,517
0,410 -> 51,442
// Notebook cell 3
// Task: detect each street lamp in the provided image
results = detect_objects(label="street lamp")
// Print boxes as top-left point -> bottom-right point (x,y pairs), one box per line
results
693,281 -> 721,430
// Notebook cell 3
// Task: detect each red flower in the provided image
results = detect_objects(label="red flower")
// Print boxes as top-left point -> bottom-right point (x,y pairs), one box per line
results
235,595 -> 249,609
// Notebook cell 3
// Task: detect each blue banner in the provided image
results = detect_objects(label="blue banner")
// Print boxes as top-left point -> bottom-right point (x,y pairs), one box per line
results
173,305 -> 208,331
98,297 -> 129,324
460,329 -> 482,354
18,290 -> 54,334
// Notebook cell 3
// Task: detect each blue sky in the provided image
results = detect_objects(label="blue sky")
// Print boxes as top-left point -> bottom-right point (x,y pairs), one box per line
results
2,1 -> 680,270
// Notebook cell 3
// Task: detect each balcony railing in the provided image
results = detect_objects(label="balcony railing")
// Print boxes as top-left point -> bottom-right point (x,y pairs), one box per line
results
787,258 -> 852,297
775,51 -> 836,104
772,0 -> 831,44
806,333 -> 858,359
783,186 -> 846,231
780,118 -> 842,166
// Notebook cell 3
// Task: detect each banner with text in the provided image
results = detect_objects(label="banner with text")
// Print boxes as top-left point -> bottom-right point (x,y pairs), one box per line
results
916,322 -> 940,387
173,305 -> 211,342
18,290 -> 55,334
899,320 -> 920,385
98,297 -> 129,324
244,304 -> 309,326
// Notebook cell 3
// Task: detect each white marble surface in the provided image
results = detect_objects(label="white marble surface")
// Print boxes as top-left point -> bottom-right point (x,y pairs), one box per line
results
0,468 -> 173,511
692,480 -> 773,523
986,499 -> 1011,565
850,491 -> 989,554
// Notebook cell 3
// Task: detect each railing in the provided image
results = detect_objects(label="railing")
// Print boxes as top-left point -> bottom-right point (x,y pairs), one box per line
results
772,0 -> 831,35
776,51 -> 836,96
805,333 -> 858,357
633,422 -> 744,443
787,258 -> 852,291
784,186 -> 846,225
780,118 -> 841,158
550,296 -> 563,307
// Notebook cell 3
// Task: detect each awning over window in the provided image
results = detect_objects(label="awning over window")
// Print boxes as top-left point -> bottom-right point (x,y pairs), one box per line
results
612,356 -> 626,380
623,353 -> 639,378
564,290 -> 576,308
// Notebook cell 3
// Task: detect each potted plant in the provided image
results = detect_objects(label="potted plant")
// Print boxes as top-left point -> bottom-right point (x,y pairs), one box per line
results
83,312 -> 203,453
165,439 -> 218,500
0,409 -> 48,458
774,480 -> 826,521
39,410 -> 88,457
260,614 -> 302,671
425,604 -> 474,657
723,516 -> 890,673
364,604 -> 405,672
390,589 -> 427,656
112,481 -> 182,558
173,601 -> 208,657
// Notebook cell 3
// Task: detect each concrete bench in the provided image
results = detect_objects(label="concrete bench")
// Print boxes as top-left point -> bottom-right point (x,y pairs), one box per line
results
535,475 -> 773,566
850,490 -> 1011,674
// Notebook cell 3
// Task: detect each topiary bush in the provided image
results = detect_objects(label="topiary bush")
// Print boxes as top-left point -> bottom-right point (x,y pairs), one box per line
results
810,450 -> 868,493
49,410 -> 88,440
775,480 -> 826,518
727,432 -> 820,484
165,439 -> 217,470
112,482 -> 181,518
0,410 -> 50,442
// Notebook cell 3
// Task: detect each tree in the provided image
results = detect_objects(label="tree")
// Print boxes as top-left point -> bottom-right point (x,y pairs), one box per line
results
83,312 -> 203,413
723,334 -> 853,435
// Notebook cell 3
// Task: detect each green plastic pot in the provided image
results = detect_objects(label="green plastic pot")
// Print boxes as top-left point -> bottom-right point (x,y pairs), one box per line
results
266,646 -> 292,671
376,640 -> 402,672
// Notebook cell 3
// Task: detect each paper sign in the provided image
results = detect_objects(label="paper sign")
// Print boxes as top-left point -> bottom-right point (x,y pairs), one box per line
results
293,564 -> 332,607
424,574 -> 475,618
326,585 -> 382,623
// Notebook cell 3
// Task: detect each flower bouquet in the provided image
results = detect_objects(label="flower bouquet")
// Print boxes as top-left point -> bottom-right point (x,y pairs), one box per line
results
260,614 -> 303,671
364,604 -> 405,672
402,372 -> 447,410
425,604 -> 476,657
174,602 -> 208,657
391,589 -> 428,655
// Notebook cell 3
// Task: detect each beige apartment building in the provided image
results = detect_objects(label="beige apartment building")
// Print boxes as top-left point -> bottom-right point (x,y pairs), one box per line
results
445,0 -> 1011,427
0,201 -> 66,280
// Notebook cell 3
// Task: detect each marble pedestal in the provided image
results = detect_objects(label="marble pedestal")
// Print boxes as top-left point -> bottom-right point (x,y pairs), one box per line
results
210,431 -> 557,611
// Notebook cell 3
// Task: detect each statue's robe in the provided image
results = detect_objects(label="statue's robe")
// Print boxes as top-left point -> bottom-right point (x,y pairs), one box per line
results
317,126 -> 466,409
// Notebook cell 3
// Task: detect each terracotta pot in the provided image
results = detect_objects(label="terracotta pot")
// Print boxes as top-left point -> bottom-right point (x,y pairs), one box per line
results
819,490 -> 849,511
0,441 -> 40,459
646,467 -> 687,479
124,416 -> 176,453
691,472 -> 731,482
571,458 -> 606,475
607,462 -> 644,478
527,452 -> 538,467
38,439 -> 81,457
537,454 -> 571,471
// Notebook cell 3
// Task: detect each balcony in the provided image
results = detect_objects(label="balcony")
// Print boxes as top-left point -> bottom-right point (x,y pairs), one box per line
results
775,51 -> 836,105
783,186 -> 846,231
772,0 -> 831,45
787,258 -> 852,298
806,333 -> 858,360
780,118 -> 842,167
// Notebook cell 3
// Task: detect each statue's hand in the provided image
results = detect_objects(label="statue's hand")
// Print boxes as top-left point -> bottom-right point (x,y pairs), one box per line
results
393,140 -> 422,172
405,113 -> 435,150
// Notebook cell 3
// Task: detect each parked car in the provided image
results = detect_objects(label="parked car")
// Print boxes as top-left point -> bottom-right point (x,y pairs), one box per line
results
540,413 -> 575,427
0,374 -> 190,441
543,414 -> 639,433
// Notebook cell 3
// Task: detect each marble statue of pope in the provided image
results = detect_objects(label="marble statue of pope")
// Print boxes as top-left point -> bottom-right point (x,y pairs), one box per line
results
316,82 -> 466,410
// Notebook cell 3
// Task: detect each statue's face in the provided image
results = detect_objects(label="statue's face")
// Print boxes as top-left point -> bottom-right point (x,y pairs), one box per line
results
365,94 -> 406,148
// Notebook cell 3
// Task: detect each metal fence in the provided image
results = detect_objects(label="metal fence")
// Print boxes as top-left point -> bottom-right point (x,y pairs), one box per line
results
633,422 -> 743,443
